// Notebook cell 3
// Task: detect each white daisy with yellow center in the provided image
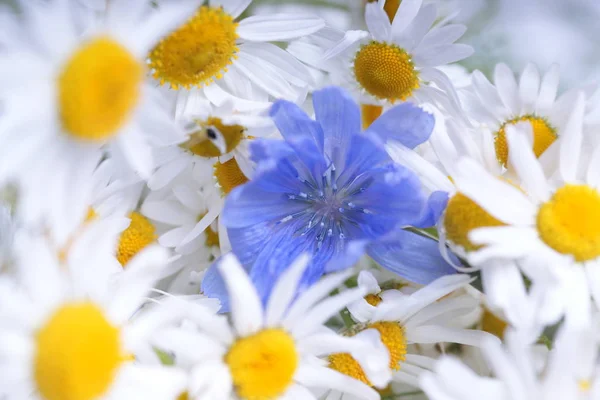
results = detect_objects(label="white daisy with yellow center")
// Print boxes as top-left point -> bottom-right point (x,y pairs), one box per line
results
461,63 -> 595,168
0,0 -> 196,244
291,0 -> 472,112
148,94 -> 274,255
151,254 -> 391,400
328,271 -> 491,391
452,94 -> 600,317
0,228 -> 185,400
148,0 -> 324,105
384,108 -> 569,334
422,323 -> 600,400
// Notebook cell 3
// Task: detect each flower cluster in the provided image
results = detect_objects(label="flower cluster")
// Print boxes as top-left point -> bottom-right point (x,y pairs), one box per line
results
0,0 -> 599,400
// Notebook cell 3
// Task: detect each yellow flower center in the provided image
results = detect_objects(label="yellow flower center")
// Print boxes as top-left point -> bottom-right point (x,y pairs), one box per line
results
59,37 -> 143,141
214,158 -> 249,195
481,308 -> 508,339
361,104 -> 383,129
353,41 -> 419,103
117,212 -> 157,266
182,117 -> 245,157
34,303 -> 124,400
537,184 -> 600,262
205,225 -> 220,248
329,321 -> 407,386
149,6 -> 239,89
364,293 -> 382,306
444,192 -> 506,251
225,329 -> 298,400
494,115 -> 557,166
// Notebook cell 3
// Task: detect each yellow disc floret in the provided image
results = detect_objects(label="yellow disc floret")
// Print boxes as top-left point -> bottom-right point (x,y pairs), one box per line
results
444,192 -> 506,251
34,303 -> 123,400
329,321 -> 407,386
495,115 -> 557,166
59,37 -> 143,141
117,212 -> 157,266
182,117 -> 245,157
225,328 -> 298,399
149,6 -> 239,89
364,293 -> 383,306
214,158 -> 249,195
353,41 -> 419,103
537,184 -> 600,262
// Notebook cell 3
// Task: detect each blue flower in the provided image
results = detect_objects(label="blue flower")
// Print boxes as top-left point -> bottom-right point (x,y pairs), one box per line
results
204,87 -> 455,304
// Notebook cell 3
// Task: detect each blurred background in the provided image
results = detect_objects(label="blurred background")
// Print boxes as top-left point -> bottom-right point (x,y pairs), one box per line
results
4,0 -> 600,89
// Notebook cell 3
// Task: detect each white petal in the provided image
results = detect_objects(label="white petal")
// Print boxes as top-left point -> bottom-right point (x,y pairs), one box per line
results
535,64 -> 560,115
494,63 -> 520,116
237,14 -> 325,42
294,364 -> 379,400
265,254 -> 310,327
218,253 -> 264,336
559,92 -> 585,182
453,158 -> 537,225
518,63 -> 541,115
391,0 -> 422,38
365,1 -> 391,42
506,123 -> 551,202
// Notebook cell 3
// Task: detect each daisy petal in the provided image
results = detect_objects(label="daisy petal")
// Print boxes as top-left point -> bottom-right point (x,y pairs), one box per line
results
237,14 -> 325,42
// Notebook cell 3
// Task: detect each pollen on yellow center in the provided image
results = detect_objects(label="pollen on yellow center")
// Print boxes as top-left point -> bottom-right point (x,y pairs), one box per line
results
214,158 -> 249,195
494,115 -> 557,166
353,41 -> 419,103
225,328 -> 298,399
59,37 -> 143,142
364,293 -> 383,306
34,303 -> 124,400
116,212 -> 157,266
329,321 -> 407,386
149,6 -> 239,89
182,117 -> 245,157
537,184 -> 600,262
444,192 -> 506,251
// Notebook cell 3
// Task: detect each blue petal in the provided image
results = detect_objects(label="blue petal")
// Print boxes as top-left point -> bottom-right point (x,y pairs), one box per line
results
250,139 -> 295,168
269,101 -> 327,178
411,190 -> 449,228
201,259 -> 233,313
343,163 -> 427,237
227,221 -> 278,266
223,178 -> 309,229
337,133 -> 391,188
365,102 -> 434,149
367,230 -> 458,284
324,239 -> 369,273
312,86 -> 361,169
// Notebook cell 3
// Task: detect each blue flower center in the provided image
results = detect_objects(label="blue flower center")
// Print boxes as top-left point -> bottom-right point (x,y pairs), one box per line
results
280,165 -> 372,248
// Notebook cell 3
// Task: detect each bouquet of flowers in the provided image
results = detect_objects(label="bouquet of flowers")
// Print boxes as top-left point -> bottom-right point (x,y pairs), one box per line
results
0,1 -> 598,399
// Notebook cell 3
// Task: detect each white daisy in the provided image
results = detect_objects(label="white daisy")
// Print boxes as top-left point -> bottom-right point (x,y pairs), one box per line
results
328,271 -> 492,390
460,63 -> 599,169
0,0 -> 195,244
452,94 -> 599,319
142,176 -> 221,259
151,253 -> 391,400
148,0 -> 324,104
149,91 -> 274,194
0,225 -> 185,400
292,0 -> 472,113
421,324 -> 600,400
